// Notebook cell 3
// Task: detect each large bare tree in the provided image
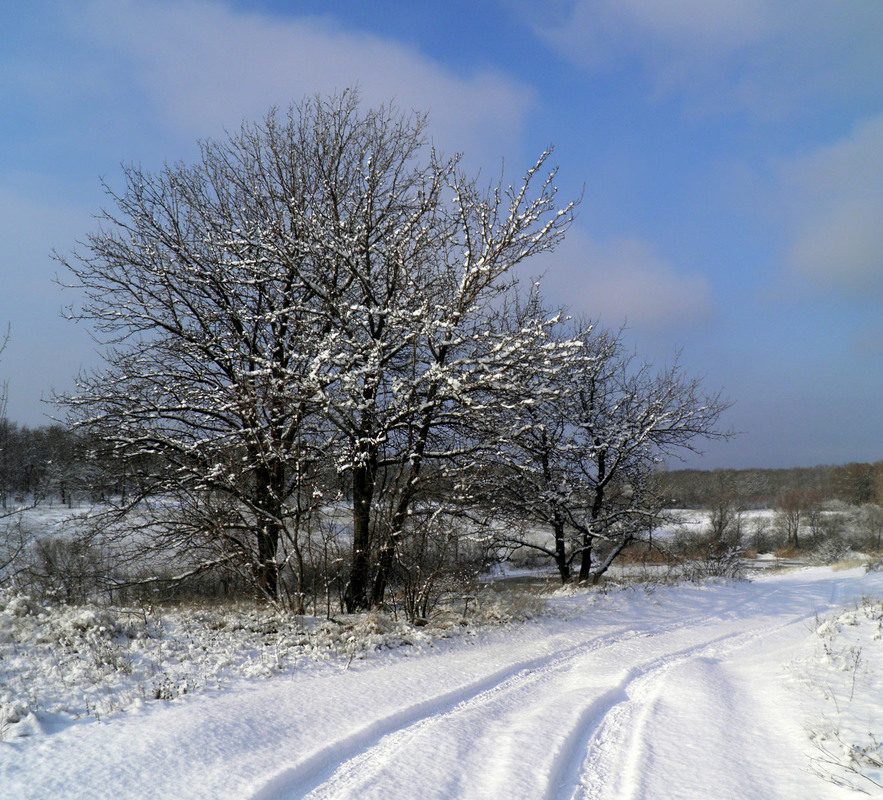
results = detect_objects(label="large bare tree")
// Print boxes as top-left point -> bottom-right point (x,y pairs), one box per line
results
57,92 -> 576,607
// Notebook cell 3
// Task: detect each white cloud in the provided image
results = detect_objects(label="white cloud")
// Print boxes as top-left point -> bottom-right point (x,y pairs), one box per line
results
779,113 -> 883,298
525,0 -> 883,118
73,0 -> 534,160
551,0 -> 771,58
535,229 -> 714,330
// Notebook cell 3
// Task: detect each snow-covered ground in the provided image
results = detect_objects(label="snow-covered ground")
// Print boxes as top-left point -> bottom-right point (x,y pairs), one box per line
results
2,566 -> 882,799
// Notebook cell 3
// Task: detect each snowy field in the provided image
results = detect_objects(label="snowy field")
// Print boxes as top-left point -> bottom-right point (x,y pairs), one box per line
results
2,565 -> 883,799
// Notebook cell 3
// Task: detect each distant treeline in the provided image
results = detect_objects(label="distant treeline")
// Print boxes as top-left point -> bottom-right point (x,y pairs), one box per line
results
1,418 -> 881,513
0,420 -> 140,508
0,420 -> 80,507
658,462 -> 883,509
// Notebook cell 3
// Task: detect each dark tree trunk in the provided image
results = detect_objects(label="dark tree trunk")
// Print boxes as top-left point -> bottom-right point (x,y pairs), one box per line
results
371,535 -> 396,607
578,534 -> 593,583
256,521 -> 280,599
579,449 -> 606,583
346,457 -> 376,611
553,516 -> 570,583
369,377 -> 440,607
253,458 -> 285,600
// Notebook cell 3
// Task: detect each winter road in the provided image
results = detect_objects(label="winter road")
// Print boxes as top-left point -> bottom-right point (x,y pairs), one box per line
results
3,567 -> 877,800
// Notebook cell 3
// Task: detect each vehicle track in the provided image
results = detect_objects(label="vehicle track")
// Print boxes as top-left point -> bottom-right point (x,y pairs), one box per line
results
250,625 -> 647,800
251,581 -> 815,800
554,610 -> 818,800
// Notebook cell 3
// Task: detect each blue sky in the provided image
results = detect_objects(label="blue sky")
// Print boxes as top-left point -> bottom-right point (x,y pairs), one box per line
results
1,0 -> 881,469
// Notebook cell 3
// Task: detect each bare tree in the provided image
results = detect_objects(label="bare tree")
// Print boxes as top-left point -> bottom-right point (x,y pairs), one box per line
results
706,473 -> 744,547
484,321 -> 730,584
291,97 -> 575,610
56,92 -> 575,607
476,315 -> 611,582
775,490 -> 805,549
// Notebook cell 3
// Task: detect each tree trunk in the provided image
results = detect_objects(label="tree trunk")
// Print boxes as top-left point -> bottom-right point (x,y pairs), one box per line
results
256,520 -> 280,599
253,458 -> 285,601
371,534 -> 397,607
579,450 -> 606,582
346,457 -> 376,611
590,535 -> 633,585
553,517 -> 570,583
578,534 -> 593,583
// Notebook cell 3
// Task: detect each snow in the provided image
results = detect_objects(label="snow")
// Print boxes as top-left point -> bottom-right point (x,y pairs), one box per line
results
795,586 -> 883,794
2,567 -> 882,799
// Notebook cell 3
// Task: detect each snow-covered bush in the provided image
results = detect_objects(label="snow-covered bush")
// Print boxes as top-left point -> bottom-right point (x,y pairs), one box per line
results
683,546 -> 745,581
17,534 -> 108,603
465,587 -> 546,624
806,537 -> 850,565
667,525 -> 746,581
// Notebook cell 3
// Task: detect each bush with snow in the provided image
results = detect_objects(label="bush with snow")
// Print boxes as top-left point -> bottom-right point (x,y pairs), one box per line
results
806,537 -> 851,565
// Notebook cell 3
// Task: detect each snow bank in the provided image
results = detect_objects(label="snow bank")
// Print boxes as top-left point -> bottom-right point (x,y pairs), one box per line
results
796,589 -> 883,793
0,586 -> 541,740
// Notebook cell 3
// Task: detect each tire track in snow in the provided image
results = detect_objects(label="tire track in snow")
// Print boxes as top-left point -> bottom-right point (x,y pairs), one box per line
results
297,635 -> 641,800
251,572 -> 857,800
298,614 -> 754,800
301,612 -> 789,800
251,601 -> 742,800
248,625 -> 647,800
556,608 -> 827,800
254,599 -> 772,799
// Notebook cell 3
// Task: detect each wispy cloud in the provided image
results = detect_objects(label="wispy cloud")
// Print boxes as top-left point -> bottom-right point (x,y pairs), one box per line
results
535,0 -> 771,63
778,113 -> 883,299
523,0 -> 883,118
71,0 -> 535,159
535,230 -> 714,331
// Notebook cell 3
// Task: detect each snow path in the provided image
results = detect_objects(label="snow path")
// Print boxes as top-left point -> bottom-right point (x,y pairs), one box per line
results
3,567 -> 878,800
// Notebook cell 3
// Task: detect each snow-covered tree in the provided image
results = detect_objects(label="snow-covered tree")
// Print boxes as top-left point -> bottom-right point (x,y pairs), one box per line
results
484,321 -> 730,583
774,491 -> 805,549
57,92 -> 576,607
273,95 -> 575,609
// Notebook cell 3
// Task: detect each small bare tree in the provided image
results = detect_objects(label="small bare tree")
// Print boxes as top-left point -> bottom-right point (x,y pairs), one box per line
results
775,491 -> 805,549
481,319 -> 731,583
